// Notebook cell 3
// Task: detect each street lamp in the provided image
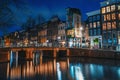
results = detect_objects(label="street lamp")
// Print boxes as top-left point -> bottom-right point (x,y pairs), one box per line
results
80,27 -> 83,31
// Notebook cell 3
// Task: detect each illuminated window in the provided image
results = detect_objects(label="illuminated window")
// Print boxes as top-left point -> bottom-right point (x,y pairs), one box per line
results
107,22 -> 111,30
102,7 -> 105,14
103,23 -> 106,30
106,14 -> 111,20
118,14 -> 120,20
93,22 -> 96,28
111,5 -> 115,11
106,6 -> 110,12
118,5 -> 120,10
97,21 -> 100,27
104,15 -> 106,21
112,22 -> 116,29
90,23 -> 92,28
112,13 -> 116,20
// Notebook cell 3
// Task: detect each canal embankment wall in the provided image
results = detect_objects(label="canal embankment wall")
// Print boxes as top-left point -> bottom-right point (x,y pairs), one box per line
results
68,48 -> 120,59
0,48 -> 120,62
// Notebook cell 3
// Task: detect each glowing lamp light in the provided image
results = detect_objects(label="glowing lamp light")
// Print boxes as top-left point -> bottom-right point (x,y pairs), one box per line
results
80,27 -> 83,30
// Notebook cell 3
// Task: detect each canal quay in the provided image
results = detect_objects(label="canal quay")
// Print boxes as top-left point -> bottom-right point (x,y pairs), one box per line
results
0,47 -> 120,62
0,47 -> 120,80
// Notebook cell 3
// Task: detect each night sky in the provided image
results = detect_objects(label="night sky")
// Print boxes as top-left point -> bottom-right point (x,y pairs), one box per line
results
0,0 -> 105,36
29,0 -> 104,20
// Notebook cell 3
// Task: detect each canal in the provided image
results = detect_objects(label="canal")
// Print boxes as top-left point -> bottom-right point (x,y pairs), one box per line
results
0,54 -> 120,80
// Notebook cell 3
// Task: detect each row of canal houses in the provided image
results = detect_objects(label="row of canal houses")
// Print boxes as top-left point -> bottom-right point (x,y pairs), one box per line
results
1,0 -> 120,51
0,7 -> 86,48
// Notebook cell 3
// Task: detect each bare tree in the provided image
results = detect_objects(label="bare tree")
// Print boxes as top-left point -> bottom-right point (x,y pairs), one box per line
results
36,14 -> 46,25
0,0 -> 30,34
21,16 -> 36,30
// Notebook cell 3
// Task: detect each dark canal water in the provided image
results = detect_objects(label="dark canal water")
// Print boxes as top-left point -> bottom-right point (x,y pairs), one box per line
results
0,57 -> 120,80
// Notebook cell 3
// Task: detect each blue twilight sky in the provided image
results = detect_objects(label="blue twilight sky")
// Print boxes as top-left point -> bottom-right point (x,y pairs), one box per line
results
0,0 -> 105,36
28,0 -> 104,20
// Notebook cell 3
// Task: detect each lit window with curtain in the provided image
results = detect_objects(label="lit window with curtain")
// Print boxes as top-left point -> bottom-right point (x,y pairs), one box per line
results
111,5 -> 115,12
93,22 -> 96,28
102,7 -> 105,14
90,23 -> 92,28
102,23 -> 106,30
104,15 -> 106,21
107,22 -> 111,30
106,14 -> 111,20
112,22 -> 116,29
106,6 -> 110,12
118,13 -> 120,20
97,21 -> 100,27
111,13 -> 116,20
118,5 -> 120,10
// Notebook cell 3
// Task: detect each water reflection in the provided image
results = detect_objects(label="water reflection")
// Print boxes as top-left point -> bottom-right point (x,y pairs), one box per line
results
0,57 -> 120,80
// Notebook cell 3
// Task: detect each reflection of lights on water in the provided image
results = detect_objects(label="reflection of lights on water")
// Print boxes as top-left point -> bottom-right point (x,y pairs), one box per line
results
10,50 -> 13,67
118,68 -> 120,78
90,64 -> 103,78
75,66 -> 84,80
70,66 -> 74,78
57,62 -> 62,80
70,65 -> 84,80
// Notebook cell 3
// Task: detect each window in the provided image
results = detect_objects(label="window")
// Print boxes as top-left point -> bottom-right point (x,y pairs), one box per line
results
111,13 -> 116,20
93,22 -> 96,28
93,16 -> 96,21
97,21 -> 100,27
98,29 -> 101,35
102,7 -> 105,14
103,15 -> 106,21
103,23 -> 106,30
90,30 -> 92,36
107,22 -> 111,30
103,32 -> 107,44
112,22 -> 116,29
94,29 -> 96,35
106,6 -> 110,12
108,31 -> 112,44
112,32 -> 117,45
90,23 -> 92,28
89,17 -> 92,22
106,14 -> 111,20
111,5 -> 115,11
118,13 -> 120,20
97,15 -> 100,20
118,5 -> 120,10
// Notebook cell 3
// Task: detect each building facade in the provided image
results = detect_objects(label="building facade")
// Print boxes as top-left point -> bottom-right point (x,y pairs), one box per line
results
100,0 -> 120,50
38,23 -> 47,47
47,16 -> 60,47
58,21 -> 66,47
66,7 -> 82,48
86,10 -> 102,49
